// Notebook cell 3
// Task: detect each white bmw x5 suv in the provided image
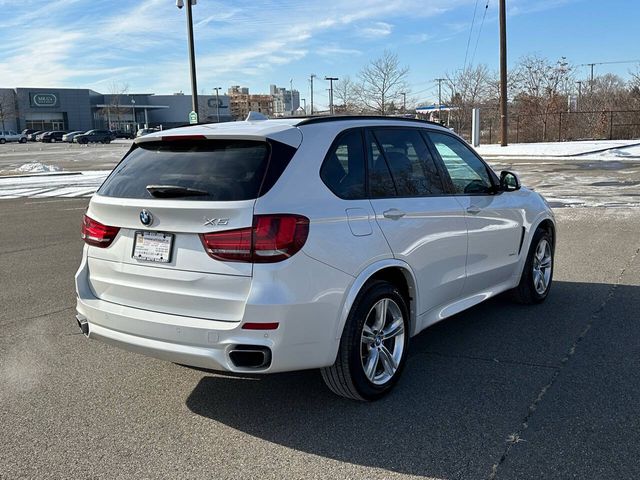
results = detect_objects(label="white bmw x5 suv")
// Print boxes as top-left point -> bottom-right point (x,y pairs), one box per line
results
75,116 -> 555,400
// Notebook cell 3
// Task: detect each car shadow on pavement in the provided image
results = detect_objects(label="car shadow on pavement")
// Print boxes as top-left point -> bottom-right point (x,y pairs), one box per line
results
185,280 -> 636,478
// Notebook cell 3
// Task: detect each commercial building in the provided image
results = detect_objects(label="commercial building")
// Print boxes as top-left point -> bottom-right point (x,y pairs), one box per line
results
0,87 -> 232,133
227,86 -> 274,120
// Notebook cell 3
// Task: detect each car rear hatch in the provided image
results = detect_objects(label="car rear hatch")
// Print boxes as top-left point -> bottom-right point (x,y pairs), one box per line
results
83,132 -> 300,321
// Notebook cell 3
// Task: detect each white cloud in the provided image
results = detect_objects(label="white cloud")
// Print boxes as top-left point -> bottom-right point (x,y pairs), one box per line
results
357,21 -> 394,39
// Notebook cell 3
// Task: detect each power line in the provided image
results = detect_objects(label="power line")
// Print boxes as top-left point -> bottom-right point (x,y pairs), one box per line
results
463,0 -> 481,72
469,0 -> 490,67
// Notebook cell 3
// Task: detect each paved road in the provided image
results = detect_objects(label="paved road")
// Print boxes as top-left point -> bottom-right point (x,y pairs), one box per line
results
1,199 -> 639,479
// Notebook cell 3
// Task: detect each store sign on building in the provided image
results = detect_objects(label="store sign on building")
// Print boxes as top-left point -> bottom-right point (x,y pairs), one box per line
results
30,93 -> 59,108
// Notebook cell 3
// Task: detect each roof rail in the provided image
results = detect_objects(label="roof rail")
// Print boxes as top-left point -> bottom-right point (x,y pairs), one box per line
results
296,115 -> 444,127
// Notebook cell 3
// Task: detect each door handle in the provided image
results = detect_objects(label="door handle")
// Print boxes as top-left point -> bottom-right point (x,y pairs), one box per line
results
466,206 -> 481,215
383,208 -> 406,220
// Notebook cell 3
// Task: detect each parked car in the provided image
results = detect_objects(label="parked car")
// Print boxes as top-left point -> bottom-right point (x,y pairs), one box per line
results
27,131 -> 43,142
111,130 -> 135,139
62,131 -> 85,143
35,131 -> 50,142
75,116 -> 556,401
0,130 -> 28,144
74,130 -> 112,144
136,128 -> 159,137
22,129 -> 38,137
41,131 -> 68,143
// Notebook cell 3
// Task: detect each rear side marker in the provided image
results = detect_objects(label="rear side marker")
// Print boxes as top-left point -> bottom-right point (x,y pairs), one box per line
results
242,322 -> 279,330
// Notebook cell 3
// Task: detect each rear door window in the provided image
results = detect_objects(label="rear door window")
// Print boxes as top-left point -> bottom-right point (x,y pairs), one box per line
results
98,139 -> 288,201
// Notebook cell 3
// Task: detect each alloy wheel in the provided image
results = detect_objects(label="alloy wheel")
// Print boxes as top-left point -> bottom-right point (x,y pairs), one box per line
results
360,298 -> 406,385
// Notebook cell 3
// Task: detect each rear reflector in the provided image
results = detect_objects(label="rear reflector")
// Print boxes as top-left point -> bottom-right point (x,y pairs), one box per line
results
200,214 -> 309,263
242,322 -> 280,330
81,215 -> 120,248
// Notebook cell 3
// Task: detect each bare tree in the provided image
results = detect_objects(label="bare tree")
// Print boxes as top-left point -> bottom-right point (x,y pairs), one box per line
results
444,64 -> 497,134
357,51 -> 409,115
333,76 -> 359,114
105,82 -> 130,130
0,90 -> 16,131
512,56 -> 574,141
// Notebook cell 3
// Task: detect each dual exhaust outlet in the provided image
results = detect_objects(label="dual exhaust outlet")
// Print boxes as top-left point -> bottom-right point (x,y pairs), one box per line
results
75,314 -> 271,370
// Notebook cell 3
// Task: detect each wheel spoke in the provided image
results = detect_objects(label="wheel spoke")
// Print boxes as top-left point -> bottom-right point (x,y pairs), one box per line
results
362,324 -> 376,345
540,257 -> 552,269
364,348 -> 379,380
373,299 -> 387,332
382,318 -> 404,340
379,345 -> 397,376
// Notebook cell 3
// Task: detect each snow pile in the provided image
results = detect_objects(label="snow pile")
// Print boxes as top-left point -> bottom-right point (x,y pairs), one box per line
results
477,139 -> 640,158
15,162 -> 61,174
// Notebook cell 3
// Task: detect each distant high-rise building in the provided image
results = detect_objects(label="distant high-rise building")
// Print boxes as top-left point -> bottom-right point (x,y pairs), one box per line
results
270,84 -> 300,117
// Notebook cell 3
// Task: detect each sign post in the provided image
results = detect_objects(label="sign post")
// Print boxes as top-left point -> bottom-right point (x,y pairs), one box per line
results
189,111 -> 198,124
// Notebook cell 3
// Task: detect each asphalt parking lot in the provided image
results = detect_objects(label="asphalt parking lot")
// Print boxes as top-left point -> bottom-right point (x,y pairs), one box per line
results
1,197 -> 639,479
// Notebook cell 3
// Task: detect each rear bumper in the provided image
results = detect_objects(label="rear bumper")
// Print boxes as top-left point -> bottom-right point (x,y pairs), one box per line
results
75,250 -> 353,373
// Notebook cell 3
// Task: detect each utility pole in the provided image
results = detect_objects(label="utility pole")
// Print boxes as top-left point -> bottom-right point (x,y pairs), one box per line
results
400,92 -> 406,113
310,74 -> 316,115
499,0 -> 508,146
213,87 -> 222,122
585,63 -> 596,92
290,78 -> 294,115
576,81 -> 583,111
435,78 -> 446,120
325,77 -> 338,115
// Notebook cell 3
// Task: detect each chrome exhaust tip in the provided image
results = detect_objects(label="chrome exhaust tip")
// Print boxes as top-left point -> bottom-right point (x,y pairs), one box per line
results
229,345 -> 272,369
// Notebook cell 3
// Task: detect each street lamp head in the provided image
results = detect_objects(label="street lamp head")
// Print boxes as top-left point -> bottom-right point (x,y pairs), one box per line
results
176,0 -> 183,8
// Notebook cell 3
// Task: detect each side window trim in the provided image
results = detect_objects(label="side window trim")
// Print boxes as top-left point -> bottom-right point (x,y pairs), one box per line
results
424,129 -> 500,196
366,128 -> 398,197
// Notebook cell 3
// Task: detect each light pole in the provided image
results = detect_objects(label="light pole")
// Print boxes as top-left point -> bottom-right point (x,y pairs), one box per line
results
131,98 -> 136,132
310,74 -> 316,115
177,0 -> 199,120
325,77 -> 338,115
301,98 -> 306,113
213,87 -> 222,122
400,92 -> 406,113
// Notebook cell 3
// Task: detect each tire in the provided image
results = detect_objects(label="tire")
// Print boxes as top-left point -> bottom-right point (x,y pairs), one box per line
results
0,138 -> 5,144
321,280 -> 410,401
51,138 -> 56,143
512,228 -> 554,304
19,137 -> 27,143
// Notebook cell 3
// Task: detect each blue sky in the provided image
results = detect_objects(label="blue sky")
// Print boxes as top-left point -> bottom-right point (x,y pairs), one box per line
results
0,0 -> 638,109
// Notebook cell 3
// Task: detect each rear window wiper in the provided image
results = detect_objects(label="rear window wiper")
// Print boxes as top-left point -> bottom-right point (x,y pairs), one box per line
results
146,185 -> 209,198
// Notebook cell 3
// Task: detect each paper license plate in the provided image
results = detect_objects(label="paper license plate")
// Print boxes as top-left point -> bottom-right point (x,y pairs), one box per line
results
133,231 -> 173,263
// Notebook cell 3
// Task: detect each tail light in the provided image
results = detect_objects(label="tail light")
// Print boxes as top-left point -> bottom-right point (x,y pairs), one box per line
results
81,215 -> 120,247
200,214 -> 309,263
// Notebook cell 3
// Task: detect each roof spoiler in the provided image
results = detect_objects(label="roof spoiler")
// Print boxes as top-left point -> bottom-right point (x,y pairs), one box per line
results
245,111 -> 269,121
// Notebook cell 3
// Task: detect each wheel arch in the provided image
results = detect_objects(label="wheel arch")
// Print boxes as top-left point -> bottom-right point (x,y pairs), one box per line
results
334,260 -> 420,342
516,214 -> 556,284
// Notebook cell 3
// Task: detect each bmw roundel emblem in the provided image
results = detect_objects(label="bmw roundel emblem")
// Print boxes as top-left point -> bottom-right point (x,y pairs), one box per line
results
139,209 -> 153,226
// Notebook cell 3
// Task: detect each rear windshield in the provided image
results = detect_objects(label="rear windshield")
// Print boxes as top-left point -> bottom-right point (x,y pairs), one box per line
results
98,139 -> 281,201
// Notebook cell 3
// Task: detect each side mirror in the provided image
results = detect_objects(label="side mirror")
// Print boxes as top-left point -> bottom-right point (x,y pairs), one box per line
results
500,170 -> 521,192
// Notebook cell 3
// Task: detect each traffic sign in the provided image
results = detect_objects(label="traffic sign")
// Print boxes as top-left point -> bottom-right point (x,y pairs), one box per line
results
189,111 -> 198,124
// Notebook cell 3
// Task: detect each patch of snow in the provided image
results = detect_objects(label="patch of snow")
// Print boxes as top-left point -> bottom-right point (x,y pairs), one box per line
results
15,162 -> 61,174
476,139 -> 640,158
0,170 -> 110,198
